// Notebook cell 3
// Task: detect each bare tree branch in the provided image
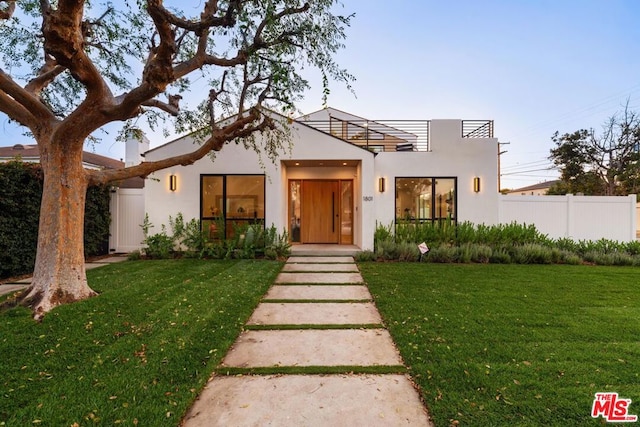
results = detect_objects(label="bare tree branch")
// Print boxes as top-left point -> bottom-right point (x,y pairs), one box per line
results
145,0 -> 239,34
24,55 -> 66,95
0,69 -> 55,122
141,94 -> 181,116
0,90 -> 40,130
208,71 -> 228,128
41,1 -> 113,100
88,107 -> 275,186
253,3 -> 310,48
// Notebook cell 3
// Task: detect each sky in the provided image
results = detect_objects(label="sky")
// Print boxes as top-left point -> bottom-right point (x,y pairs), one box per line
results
2,0 -> 640,190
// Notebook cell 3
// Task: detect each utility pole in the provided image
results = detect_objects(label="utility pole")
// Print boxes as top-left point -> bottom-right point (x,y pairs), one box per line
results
364,121 -> 369,150
498,141 -> 510,192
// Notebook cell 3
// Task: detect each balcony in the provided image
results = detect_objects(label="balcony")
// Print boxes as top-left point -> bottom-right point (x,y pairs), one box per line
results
300,118 -> 493,152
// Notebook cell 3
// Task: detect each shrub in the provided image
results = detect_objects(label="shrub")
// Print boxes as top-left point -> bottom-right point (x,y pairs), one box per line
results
512,244 -> 553,264
489,248 -> 512,264
141,214 -> 289,260
397,242 -> 420,262
263,225 -> 291,260
354,250 -> 376,262
374,221 -> 393,244
553,249 -> 582,265
376,240 -> 400,261
426,244 -> 457,263
469,244 -> 492,263
610,252 -> 634,266
624,240 -> 640,255
141,214 -> 174,259
84,185 -> 112,256
456,244 -> 472,263
143,231 -> 174,259
371,220 -> 640,266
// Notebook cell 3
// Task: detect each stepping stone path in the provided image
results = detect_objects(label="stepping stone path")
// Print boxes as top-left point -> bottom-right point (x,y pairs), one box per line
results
183,255 -> 433,426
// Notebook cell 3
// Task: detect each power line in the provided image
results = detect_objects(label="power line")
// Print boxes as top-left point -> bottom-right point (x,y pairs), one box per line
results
501,160 -> 553,172
513,83 -> 640,139
501,166 -> 557,176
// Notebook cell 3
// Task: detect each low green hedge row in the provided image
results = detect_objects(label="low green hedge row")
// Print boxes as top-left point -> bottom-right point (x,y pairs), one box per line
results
363,221 -> 640,265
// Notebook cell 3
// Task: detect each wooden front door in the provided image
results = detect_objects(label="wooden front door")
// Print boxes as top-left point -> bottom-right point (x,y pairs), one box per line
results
301,180 -> 339,243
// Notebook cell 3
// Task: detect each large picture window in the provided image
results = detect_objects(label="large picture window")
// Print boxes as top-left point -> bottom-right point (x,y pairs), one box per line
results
201,174 -> 265,239
395,177 -> 456,223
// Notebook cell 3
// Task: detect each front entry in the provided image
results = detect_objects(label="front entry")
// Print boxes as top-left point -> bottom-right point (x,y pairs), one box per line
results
289,179 -> 353,244
302,180 -> 339,243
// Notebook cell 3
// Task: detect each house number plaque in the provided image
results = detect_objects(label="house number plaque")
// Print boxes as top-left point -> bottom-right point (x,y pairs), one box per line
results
362,196 -> 373,202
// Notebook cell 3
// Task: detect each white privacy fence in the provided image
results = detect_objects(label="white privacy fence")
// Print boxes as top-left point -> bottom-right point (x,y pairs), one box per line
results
498,194 -> 637,242
109,188 -> 145,253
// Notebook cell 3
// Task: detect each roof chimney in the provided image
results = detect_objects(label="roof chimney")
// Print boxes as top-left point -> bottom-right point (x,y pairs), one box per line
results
125,129 -> 150,167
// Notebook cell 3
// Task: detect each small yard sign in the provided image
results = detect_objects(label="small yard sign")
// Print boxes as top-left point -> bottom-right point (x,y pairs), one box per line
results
418,242 -> 429,262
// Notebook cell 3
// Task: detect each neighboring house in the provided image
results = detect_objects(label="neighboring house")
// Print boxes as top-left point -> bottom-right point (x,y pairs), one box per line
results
506,180 -> 559,196
0,143 -> 122,169
0,143 -> 145,189
144,107 -> 499,251
0,141 -> 148,254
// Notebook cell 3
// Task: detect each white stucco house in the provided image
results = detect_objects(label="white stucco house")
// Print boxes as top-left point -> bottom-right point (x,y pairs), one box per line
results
143,108 -> 499,251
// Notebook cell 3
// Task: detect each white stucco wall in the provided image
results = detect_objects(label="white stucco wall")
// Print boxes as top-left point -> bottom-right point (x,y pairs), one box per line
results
144,135 -> 281,236
144,121 -> 376,249
143,118 -> 497,251
374,120 -> 499,228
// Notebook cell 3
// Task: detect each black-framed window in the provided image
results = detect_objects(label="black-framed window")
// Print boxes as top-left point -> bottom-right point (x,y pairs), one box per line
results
395,177 -> 456,223
201,174 -> 265,239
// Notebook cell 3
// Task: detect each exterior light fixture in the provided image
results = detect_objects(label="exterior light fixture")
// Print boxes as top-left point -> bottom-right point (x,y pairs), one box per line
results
169,174 -> 177,192
473,177 -> 480,193
378,177 -> 386,193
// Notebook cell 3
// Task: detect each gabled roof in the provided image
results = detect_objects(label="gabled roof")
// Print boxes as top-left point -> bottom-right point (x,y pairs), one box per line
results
0,144 -> 124,169
0,144 -> 144,188
509,180 -> 560,193
144,107 -> 377,157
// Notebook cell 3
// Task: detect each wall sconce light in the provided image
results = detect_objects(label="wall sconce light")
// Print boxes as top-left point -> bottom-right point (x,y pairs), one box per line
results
378,177 -> 386,193
169,174 -> 177,192
473,177 -> 481,193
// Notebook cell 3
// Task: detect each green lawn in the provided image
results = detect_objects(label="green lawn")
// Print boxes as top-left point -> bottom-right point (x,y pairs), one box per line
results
0,259 -> 282,426
360,263 -> 640,426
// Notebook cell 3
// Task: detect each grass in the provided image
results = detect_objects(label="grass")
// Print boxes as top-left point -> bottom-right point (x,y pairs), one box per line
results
0,259 -> 282,426
359,263 -> 640,426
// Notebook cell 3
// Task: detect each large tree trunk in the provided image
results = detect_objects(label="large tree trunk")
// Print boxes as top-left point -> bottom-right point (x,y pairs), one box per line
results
21,138 -> 96,320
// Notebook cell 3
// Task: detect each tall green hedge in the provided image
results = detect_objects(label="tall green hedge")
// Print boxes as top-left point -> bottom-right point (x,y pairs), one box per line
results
0,161 -> 112,279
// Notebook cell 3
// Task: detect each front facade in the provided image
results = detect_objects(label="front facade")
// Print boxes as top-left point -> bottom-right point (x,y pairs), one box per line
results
144,108 -> 499,251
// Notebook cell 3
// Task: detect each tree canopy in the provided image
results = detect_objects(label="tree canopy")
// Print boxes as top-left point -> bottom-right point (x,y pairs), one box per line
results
1,1 -> 354,174
0,0 -> 354,319
548,106 -> 640,196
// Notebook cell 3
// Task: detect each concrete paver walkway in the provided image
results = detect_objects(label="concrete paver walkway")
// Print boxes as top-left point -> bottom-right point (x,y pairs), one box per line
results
247,302 -> 382,325
184,253 -> 433,426
264,284 -> 371,300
